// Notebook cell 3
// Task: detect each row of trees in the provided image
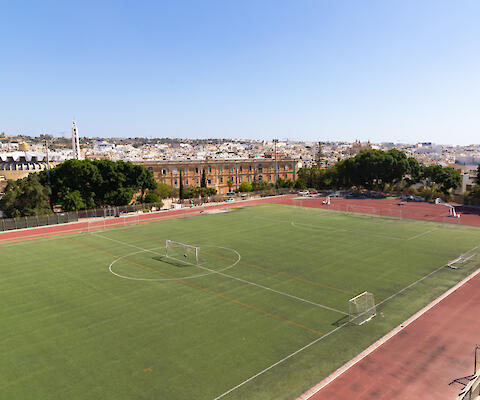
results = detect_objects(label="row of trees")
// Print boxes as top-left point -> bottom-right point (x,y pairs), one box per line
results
297,149 -> 461,195
0,159 -> 157,217
0,149 -> 465,217
464,165 -> 480,205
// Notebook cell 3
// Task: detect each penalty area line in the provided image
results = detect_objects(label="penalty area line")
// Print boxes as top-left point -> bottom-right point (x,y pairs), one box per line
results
215,244 -> 480,400
297,244 -> 480,400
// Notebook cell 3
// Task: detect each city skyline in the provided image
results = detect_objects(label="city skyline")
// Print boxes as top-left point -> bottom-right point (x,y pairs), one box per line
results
1,1 -> 479,144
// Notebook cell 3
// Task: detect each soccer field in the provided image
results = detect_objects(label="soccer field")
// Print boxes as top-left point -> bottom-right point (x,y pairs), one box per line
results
2,204 -> 480,399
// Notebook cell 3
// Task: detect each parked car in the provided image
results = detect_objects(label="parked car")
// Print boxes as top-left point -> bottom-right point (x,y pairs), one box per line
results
225,198 -> 235,203
401,195 -> 414,201
298,190 -> 310,196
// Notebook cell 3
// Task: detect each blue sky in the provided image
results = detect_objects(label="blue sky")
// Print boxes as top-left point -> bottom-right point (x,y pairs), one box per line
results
1,0 -> 479,144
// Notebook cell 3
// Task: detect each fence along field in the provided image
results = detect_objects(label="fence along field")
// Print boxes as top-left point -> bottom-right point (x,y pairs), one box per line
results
1,203 -> 479,400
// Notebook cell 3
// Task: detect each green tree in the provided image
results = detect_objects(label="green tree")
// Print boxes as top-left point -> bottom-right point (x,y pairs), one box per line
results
406,157 -> 421,184
42,159 -> 156,209
104,187 -> 136,206
201,169 -> 207,188
154,183 -> 173,199
296,149 -> 423,191
465,186 -> 480,205
421,165 -> 461,194
185,186 -> 217,198
58,190 -> 86,211
226,180 -> 233,192
144,191 -> 161,204
44,159 -> 101,208
238,181 -> 252,192
0,174 -> 52,217
315,142 -> 324,166
251,179 -> 274,191
277,178 -> 294,188
179,170 -> 184,199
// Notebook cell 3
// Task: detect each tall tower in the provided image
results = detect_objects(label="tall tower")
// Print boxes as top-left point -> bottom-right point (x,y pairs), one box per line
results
72,120 -> 82,159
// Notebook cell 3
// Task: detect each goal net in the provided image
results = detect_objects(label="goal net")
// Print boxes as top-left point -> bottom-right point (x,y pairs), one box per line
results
349,291 -> 376,325
447,252 -> 477,270
346,205 -> 375,217
165,240 -> 199,265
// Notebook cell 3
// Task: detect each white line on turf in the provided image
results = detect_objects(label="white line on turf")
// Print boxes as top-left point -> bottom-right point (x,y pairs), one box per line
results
212,243 -> 480,400
94,233 -> 348,316
213,322 -> 350,400
298,246 -> 480,399
257,209 -> 451,242
108,245 -> 241,281
405,227 -> 438,241
290,221 -> 405,241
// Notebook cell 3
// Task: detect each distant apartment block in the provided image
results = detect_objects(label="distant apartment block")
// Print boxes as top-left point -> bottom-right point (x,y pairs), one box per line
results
135,158 -> 301,194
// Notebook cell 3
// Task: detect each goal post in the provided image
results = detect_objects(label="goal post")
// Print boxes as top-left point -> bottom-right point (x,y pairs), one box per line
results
345,205 -> 376,217
349,291 -> 376,325
447,253 -> 477,269
165,240 -> 199,265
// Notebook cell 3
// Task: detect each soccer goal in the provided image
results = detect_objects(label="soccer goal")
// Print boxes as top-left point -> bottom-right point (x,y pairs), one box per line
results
345,205 -> 376,217
349,291 -> 376,325
447,253 -> 477,270
165,240 -> 200,265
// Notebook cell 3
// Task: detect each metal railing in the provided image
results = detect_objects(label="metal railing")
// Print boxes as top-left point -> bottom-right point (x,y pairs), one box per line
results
0,203 -> 163,232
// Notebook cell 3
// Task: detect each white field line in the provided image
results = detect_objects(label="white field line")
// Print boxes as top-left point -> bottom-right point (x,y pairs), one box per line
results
254,215 -> 404,240
94,233 -> 348,316
214,321 -> 351,400
0,194 -> 289,241
406,227 -> 438,241
108,246 -> 240,281
256,213 -> 443,242
298,246 -> 480,400
213,243 -> 480,400
291,221 -> 405,241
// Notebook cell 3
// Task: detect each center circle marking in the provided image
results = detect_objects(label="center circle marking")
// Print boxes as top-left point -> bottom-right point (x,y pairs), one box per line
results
109,245 -> 241,281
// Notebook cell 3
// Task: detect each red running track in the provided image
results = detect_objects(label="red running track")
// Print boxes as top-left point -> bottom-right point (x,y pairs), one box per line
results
0,195 -> 289,244
2,194 -> 480,398
302,269 -> 480,400
2,195 -> 480,245
274,196 -> 480,227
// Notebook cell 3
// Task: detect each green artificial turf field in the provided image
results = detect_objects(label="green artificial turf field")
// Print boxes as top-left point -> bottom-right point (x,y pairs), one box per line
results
2,204 -> 480,399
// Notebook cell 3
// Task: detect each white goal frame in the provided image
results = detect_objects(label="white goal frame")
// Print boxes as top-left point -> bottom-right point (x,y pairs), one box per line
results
345,205 -> 376,217
165,240 -> 200,265
349,291 -> 376,325
447,254 -> 476,269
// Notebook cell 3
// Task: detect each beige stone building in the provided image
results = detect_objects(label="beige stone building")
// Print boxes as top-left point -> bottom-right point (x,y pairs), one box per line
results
136,158 -> 301,194
0,153 -> 57,192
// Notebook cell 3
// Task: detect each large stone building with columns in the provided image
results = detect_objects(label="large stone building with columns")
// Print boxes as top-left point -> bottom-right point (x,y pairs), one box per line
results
135,157 -> 302,195
0,152 -> 58,192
